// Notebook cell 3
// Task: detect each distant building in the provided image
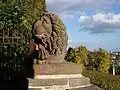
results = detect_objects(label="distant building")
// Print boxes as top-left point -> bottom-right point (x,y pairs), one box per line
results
109,52 -> 120,55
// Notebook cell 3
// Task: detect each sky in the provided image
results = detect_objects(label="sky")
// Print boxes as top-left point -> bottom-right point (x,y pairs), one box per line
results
46,0 -> 120,51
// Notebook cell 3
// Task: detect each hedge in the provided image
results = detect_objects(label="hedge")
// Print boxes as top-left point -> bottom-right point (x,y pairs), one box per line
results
82,70 -> 120,90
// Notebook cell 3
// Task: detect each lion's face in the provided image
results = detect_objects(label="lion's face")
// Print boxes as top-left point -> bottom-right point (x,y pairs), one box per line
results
34,16 -> 52,39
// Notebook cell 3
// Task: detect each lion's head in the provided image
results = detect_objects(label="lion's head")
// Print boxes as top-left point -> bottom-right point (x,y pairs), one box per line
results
32,13 -> 68,63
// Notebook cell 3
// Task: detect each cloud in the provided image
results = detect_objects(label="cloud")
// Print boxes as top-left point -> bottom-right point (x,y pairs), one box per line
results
59,14 -> 75,20
47,0 -> 119,19
47,0 -> 115,12
78,13 -> 120,34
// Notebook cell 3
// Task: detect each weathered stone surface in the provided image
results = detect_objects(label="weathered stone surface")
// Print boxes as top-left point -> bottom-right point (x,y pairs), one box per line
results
28,78 -> 68,86
33,63 -> 82,75
66,85 -> 103,90
45,87 -> 51,89
69,77 -> 90,87
31,13 -> 68,63
51,87 -> 65,90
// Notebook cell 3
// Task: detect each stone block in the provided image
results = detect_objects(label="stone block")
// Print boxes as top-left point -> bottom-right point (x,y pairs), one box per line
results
33,63 -> 82,76
69,77 -> 90,87
28,78 -> 68,86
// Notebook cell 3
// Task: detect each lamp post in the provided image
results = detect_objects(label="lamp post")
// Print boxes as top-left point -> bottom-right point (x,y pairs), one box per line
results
112,56 -> 116,75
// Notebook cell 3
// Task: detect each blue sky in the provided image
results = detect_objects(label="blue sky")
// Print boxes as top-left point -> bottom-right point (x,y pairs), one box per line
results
47,0 -> 120,51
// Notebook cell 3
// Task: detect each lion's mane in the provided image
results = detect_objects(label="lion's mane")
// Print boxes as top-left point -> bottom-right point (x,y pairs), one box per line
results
33,13 -> 68,62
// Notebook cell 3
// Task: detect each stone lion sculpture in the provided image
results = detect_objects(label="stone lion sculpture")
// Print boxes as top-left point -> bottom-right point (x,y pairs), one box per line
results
32,13 -> 68,64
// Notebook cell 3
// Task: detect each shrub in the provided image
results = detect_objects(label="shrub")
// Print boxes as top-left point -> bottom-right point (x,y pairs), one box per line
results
82,70 -> 120,90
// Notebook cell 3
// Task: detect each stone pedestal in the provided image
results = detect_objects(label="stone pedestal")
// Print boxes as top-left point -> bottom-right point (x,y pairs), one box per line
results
28,63 -> 103,90
33,63 -> 82,76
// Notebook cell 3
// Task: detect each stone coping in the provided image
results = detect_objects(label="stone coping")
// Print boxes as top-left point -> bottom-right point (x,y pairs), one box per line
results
34,74 -> 82,79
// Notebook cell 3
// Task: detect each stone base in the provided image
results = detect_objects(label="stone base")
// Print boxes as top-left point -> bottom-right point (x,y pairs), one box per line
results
33,63 -> 82,76
27,63 -> 102,90
28,75 -> 102,90
28,74 -> 90,90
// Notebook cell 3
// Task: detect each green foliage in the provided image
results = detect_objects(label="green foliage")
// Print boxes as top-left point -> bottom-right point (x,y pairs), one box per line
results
109,61 -> 120,75
0,0 -> 47,79
77,46 -> 88,68
32,0 -> 47,21
98,48 -> 111,72
87,48 -> 111,73
83,70 -> 120,90
66,46 -> 111,72
65,45 -> 88,69
0,0 -> 47,31
65,47 -> 78,63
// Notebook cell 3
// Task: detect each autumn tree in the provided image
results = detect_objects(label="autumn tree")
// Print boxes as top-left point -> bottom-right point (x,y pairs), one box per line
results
98,48 -> 111,72
87,48 -> 111,72
65,45 -> 88,69
65,47 -> 78,63
87,51 -> 99,70
66,46 -> 111,72
76,45 -> 88,69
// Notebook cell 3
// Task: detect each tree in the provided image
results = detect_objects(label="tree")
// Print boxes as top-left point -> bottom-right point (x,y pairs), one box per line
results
0,0 -> 47,57
77,45 -> 88,69
0,0 -> 47,79
65,45 -> 88,69
98,48 -> 111,72
65,47 -> 78,63
87,48 -> 111,73
87,51 -> 99,70
32,0 -> 47,19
